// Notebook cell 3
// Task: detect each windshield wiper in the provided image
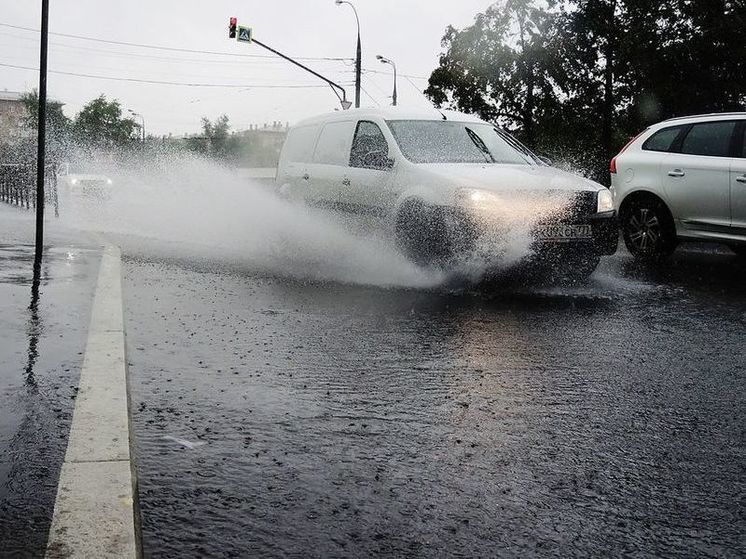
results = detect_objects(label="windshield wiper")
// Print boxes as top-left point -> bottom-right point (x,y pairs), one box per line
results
494,128 -> 539,164
465,127 -> 495,163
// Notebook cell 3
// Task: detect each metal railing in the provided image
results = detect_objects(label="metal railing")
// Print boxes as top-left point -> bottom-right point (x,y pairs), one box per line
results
0,163 -> 59,217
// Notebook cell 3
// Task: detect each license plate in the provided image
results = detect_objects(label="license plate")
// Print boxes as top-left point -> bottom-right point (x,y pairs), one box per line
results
534,224 -> 592,242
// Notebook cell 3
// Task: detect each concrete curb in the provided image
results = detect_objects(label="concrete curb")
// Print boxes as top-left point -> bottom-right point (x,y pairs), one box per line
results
46,245 -> 140,558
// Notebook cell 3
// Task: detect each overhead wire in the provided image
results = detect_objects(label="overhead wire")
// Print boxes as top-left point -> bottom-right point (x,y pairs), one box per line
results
359,85 -> 381,107
0,22 -> 353,62
0,62 -> 355,89
0,31 -> 349,67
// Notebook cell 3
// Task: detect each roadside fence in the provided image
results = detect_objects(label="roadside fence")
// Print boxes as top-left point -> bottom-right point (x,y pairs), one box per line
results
0,163 -> 59,217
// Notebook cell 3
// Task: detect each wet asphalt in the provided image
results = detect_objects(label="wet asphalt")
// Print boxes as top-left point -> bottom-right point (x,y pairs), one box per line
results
123,246 -> 746,558
0,208 -> 101,556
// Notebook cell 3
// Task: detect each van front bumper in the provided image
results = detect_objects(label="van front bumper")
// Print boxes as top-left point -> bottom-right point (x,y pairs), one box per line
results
449,207 -> 619,258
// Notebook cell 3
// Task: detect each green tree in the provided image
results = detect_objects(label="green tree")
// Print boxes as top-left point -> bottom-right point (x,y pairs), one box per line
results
190,115 -> 240,160
73,95 -> 140,147
427,0 -> 746,183
426,0 -> 560,146
621,0 -> 746,124
20,89 -> 70,133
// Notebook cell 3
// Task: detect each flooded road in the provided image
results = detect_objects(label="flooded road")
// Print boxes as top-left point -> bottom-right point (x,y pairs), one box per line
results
123,247 -> 746,558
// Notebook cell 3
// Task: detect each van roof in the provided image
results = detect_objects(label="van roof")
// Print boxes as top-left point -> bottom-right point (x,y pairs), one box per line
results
292,106 -> 486,128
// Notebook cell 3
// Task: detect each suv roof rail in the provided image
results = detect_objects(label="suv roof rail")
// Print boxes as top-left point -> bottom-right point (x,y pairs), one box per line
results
662,112 -> 746,123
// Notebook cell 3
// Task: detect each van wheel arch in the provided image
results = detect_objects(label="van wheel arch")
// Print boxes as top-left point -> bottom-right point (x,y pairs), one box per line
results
394,197 -> 454,266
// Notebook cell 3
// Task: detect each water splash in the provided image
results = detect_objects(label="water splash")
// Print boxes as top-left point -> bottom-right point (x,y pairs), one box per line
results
54,147 -> 575,289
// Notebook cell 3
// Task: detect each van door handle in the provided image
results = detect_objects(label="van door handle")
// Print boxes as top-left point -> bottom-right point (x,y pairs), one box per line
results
668,169 -> 685,177
341,177 -> 351,186
302,173 -> 310,181
737,175 -> 746,184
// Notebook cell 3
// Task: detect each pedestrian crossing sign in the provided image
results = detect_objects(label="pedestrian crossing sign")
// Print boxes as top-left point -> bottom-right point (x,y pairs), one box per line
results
237,26 -> 252,43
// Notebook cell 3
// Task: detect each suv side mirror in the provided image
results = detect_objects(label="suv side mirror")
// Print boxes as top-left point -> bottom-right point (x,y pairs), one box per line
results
537,155 -> 553,166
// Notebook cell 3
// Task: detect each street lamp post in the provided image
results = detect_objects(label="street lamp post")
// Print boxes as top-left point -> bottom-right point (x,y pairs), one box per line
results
34,0 -> 50,268
376,55 -> 397,106
128,110 -> 145,143
335,0 -> 361,109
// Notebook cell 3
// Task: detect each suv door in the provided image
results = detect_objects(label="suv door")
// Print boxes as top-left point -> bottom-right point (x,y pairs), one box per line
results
340,120 -> 395,227
662,120 -> 737,235
306,120 -> 356,209
730,121 -> 746,233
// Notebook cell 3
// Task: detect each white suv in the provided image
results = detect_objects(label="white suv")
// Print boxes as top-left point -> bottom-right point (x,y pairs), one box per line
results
610,113 -> 746,259
277,107 -> 618,279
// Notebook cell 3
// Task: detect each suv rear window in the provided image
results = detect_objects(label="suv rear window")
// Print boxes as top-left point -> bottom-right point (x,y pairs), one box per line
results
680,121 -> 736,157
642,126 -> 683,152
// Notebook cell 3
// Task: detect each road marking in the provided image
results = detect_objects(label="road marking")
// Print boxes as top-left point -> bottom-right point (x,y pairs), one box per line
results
46,245 -> 139,559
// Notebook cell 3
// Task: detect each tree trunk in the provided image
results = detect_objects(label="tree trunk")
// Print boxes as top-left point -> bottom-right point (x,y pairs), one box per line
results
601,0 -> 617,162
525,68 -> 535,145
602,43 -> 613,161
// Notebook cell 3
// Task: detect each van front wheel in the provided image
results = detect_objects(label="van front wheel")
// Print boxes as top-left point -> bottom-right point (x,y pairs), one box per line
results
395,200 -> 455,267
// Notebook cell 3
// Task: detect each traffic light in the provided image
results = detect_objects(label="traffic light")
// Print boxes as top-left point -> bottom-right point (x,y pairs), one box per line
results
229,17 -> 237,39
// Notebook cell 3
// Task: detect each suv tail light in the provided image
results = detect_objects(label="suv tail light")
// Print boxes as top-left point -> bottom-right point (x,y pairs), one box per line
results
610,130 -> 646,174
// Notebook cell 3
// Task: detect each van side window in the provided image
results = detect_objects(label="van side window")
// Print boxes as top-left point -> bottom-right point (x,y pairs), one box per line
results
350,121 -> 390,170
313,121 -> 354,166
680,121 -> 736,157
281,125 -> 318,164
641,126 -> 683,153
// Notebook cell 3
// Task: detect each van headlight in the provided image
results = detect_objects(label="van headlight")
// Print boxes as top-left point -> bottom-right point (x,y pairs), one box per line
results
455,188 -> 502,210
597,189 -> 613,213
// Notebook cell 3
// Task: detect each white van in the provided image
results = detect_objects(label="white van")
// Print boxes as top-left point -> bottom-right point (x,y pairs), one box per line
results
277,107 -> 618,279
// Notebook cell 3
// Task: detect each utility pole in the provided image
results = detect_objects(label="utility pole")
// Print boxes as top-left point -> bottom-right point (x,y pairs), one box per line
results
335,1 -> 361,108
355,26 -> 361,108
34,0 -> 49,268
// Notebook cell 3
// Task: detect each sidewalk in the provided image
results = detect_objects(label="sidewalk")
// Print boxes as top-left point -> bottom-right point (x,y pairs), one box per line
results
0,206 -> 104,555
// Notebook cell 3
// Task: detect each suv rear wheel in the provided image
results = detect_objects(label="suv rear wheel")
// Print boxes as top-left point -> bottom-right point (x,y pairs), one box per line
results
621,197 -> 677,259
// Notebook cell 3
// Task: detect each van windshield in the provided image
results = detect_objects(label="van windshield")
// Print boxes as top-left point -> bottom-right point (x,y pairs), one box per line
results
386,120 -> 533,165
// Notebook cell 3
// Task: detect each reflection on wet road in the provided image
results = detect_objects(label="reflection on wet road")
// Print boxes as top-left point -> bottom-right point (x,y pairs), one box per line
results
0,244 -> 101,556
124,247 -> 745,558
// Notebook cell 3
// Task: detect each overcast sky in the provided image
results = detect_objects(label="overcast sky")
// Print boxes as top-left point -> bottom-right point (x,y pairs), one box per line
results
0,0 -> 495,135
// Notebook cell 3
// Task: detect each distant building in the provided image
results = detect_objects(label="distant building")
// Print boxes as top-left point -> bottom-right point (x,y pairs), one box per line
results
238,121 -> 289,167
240,121 -> 288,151
0,91 -> 31,144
